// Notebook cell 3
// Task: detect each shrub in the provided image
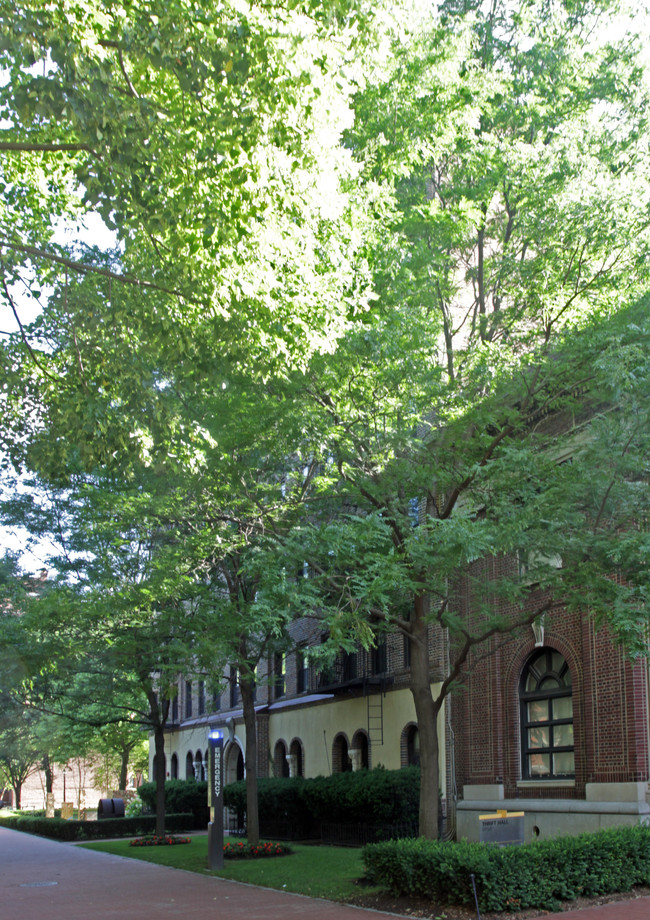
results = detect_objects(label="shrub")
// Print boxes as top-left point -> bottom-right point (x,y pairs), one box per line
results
0,812 -> 194,841
137,779 -> 208,828
362,825 -> 650,912
223,767 -> 420,839
224,776 -> 309,835
137,778 -> 208,813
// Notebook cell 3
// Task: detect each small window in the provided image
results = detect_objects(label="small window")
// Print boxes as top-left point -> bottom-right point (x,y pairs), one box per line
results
273,654 -> 285,700
296,649 -> 309,693
185,681 -> 193,718
520,649 -> 574,779
198,680 -> 205,716
371,641 -> 387,676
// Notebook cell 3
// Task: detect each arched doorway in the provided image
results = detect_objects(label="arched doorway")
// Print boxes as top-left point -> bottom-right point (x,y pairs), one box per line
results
332,733 -> 352,773
225,741 -> 245,784
289,738 -> 304,777
170,753 -> 178,779
351,729 -> 369,770
273,740 -> 289,777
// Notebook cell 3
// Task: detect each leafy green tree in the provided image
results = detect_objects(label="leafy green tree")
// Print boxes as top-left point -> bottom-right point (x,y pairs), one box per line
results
0,706 -> 42,808
283,0 -> 650,837
0,0 -> 374,374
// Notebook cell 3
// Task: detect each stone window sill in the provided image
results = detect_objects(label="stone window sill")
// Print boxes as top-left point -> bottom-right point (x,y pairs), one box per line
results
517,779 -> 575,789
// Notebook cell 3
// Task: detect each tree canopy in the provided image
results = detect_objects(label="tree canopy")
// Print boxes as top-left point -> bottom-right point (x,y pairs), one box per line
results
1,0 -> 650,840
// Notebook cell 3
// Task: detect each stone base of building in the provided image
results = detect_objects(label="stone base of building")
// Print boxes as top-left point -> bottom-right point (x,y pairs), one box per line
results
456,782 -> 650,842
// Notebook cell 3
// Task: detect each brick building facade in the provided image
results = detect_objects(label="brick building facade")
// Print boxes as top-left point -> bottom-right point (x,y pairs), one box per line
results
155,566 -> 650,843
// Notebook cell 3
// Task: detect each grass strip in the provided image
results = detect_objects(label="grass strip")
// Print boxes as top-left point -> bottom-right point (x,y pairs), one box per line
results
81,836 -> 377,902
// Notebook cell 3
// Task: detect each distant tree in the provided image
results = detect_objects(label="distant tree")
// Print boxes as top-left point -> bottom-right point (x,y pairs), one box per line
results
0,707 -> 42,809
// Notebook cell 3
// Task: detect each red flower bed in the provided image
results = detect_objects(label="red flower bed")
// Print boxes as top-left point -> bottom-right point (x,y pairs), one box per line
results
129,835 -> 192,847
223,841 -> 292,859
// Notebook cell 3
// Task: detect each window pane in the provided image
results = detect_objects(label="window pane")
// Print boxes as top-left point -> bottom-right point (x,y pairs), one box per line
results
528,726 -> 549,749
553,696 -> 573,720
526,672 -> 538,692
540,676 -> 560,690
551,652 -> 564,676
553,751 -> 575,775
528,753 -> 550,776
528,700 -> 549,722
554,723 -> 574,747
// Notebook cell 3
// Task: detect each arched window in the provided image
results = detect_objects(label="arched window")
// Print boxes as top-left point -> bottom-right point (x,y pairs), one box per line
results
170,753 -> 178,779
520,648 -> 574,779
186,751 -> 195,779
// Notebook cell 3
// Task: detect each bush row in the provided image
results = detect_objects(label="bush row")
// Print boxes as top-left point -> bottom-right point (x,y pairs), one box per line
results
137,778 -> 208,815
362,825 -> 650,912
137,779 -> 209,828
0,812 -> 194,841
223,767 -> 420,835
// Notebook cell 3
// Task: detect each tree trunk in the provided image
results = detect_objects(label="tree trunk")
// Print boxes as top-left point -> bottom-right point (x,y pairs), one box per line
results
14,781 -> 22,810
42,753 -> 54,794
409,592 -> 442,839
119,747 -> 130,792
153,724 -> 167,837
147,687 -> 168,838
239,674 -> 259,846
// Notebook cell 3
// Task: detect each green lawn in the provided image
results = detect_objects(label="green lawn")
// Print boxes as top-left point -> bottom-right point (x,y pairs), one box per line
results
81,836 -> 378,901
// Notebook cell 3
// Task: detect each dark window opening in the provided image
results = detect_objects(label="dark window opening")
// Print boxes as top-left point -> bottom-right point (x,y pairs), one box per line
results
371,641 -> 387,676
296,649 -> 309,693
273,653 -> 285,700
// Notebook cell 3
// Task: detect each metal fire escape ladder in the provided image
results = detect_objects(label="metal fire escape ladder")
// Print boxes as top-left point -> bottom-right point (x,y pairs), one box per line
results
366,680 -> 385,746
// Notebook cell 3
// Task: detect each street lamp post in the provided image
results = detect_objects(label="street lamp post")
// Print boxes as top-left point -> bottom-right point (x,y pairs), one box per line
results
207,728 -> 224,870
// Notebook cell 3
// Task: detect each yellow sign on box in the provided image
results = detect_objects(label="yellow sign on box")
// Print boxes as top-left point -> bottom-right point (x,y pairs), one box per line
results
479,810 -> 524,820
61,802 -> 74,820
479,810 -> 525,846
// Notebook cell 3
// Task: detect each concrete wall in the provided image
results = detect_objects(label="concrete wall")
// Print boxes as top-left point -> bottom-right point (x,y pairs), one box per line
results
457,782 -> 650,843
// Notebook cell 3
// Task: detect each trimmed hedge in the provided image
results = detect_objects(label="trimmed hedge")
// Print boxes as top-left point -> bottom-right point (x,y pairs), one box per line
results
137,779 -> 209,828
223,767 -> 420,838
0,812 -> 194,842
138,778 -> 208,814
363,825 -> 650,912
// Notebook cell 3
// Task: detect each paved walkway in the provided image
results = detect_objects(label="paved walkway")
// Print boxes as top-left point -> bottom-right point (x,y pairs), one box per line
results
1,826 -> 404,920
3,825 -> 650,920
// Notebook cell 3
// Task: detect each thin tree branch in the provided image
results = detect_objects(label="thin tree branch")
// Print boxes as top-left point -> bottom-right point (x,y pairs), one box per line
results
1,240 -> 201,304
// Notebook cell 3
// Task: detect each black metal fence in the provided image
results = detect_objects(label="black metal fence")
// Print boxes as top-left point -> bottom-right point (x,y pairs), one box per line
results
224,808 -> 418,846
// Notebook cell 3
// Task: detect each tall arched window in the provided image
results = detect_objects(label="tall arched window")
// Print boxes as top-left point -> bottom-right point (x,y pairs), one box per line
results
520,648 -> 574,779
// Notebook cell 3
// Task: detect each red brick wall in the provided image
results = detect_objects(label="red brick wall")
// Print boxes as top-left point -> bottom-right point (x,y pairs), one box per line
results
452,566 -> 649,800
